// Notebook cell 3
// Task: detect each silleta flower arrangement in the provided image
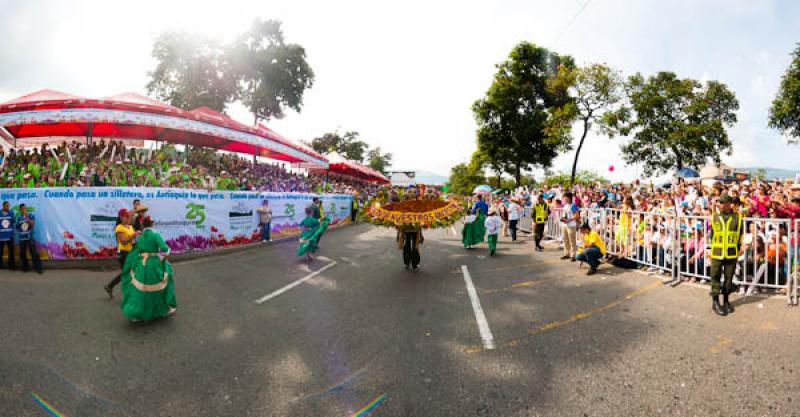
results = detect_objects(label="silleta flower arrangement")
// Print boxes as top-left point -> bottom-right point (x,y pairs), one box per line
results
364,189 -> 464,230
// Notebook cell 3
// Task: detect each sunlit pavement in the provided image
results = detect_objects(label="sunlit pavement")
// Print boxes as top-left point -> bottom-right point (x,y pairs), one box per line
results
1,224 -> 798,417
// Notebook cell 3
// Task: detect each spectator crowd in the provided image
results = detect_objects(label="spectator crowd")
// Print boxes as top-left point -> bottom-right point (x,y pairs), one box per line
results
0,140 -> 381,196
480,177 -> 800,295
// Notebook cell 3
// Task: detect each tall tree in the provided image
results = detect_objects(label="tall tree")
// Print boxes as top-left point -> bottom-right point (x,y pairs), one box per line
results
769,44 -> 800,143
472,42 -> 574,186
231,19 -> 315,123
547,63 -> 623,186
308,131 -> 369,162
366,147 -> 393,175
146,32 -> 237,112
606,71 -> 739,176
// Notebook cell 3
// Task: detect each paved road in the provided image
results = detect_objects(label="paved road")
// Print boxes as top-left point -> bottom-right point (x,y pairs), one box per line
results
1,224 -> 799,417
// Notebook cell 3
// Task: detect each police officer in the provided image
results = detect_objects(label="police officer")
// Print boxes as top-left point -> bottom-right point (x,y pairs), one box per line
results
16,204 -> 42,274
0,201 -> 15,270
533,196 -> 550,252
709,194 -> 742,316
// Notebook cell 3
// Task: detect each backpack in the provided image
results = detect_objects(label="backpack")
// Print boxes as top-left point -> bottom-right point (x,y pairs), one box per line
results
608,255 -> 639,269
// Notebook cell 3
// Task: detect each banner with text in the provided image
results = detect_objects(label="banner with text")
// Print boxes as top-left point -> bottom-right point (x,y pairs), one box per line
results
0,188 -> 352,260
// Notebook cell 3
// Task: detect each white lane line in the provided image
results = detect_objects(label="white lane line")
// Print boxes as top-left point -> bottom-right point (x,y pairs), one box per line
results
460,265 -> 495,350
255,261 -> 338,304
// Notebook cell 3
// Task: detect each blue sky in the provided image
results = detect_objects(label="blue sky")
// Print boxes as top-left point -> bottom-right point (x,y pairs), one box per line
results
0,0 -> 798,181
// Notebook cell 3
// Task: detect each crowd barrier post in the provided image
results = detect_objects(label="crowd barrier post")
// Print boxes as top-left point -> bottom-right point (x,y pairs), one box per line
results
791,219 -> 799,306
671,212 -> 680,284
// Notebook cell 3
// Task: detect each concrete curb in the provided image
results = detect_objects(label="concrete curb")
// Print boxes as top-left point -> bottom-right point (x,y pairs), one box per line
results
41,223 -> 354,270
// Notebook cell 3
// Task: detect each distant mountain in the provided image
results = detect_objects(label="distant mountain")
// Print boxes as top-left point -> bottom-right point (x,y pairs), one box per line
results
738,167 -> 799,180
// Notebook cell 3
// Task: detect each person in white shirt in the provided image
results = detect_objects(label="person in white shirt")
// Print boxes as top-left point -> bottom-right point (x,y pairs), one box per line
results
560,193 -> 580,261
485,210 -> 502,256
508,199 -> 521,242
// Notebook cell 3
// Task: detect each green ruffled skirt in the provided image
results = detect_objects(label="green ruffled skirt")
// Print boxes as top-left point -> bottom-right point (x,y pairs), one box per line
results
297,218 -> 330,256
462,212 -> 486,247
119,250 -> 177,321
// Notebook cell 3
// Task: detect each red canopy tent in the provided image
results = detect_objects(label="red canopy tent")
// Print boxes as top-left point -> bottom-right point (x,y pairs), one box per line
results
0,89 -> 328,167
324,152 -> 390,183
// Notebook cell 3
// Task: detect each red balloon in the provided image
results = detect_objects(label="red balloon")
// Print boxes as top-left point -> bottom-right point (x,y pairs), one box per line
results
608,165 -> 615,172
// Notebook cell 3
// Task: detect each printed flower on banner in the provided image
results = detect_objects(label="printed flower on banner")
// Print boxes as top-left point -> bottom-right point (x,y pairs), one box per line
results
63,231 -> 74,239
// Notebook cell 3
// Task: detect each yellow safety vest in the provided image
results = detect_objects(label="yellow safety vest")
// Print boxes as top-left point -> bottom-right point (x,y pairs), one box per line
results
534,203 -> 548,224
710,213 -> 742,260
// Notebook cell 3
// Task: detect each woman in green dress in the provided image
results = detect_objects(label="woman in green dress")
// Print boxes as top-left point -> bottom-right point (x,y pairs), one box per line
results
119,216 -> 177,322
462,196 -> 487,249
296,207 -> 330,262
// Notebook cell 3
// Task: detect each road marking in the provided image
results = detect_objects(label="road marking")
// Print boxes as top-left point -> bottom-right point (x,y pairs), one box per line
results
464,280 -> 663,353
461,265 -> 495,350
255,261 -> 338,304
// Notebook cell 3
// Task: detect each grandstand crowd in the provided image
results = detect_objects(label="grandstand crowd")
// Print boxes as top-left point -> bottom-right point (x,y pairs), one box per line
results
0,141 -> 380,196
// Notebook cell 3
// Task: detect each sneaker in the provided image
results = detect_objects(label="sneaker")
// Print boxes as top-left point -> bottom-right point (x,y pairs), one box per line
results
587,268 -> 597,276
560,255 -> 570,260
570,257 -> 577,262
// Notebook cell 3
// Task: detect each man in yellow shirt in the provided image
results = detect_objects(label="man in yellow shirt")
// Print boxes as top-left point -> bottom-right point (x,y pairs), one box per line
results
104,209 -> 139,298
576,223 -> 606,275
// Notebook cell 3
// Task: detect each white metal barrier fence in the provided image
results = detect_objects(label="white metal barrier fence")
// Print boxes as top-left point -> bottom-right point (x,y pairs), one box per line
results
543,208 -> 800,305
519,205 -> 533,234
545,207 -> 564,242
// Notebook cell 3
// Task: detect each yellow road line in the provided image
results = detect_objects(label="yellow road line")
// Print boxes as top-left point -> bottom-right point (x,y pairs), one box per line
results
463,280 -> 663,353
482,276 -> 564,294
453,258 -> 567,275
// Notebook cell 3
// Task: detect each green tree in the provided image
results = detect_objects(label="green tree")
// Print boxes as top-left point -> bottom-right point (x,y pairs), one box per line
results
547,63 -> 623,186
146,32 -> 237,112
543,170 -> 608,187
308,131 -> 369,162
472,42 -> 574,186
750,168 -> 768,181
606,71 -> 739,176
366,147 -> 393,175
231,19 -> 315,123
769,44 -> 800,143
447,151 -> 488,195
